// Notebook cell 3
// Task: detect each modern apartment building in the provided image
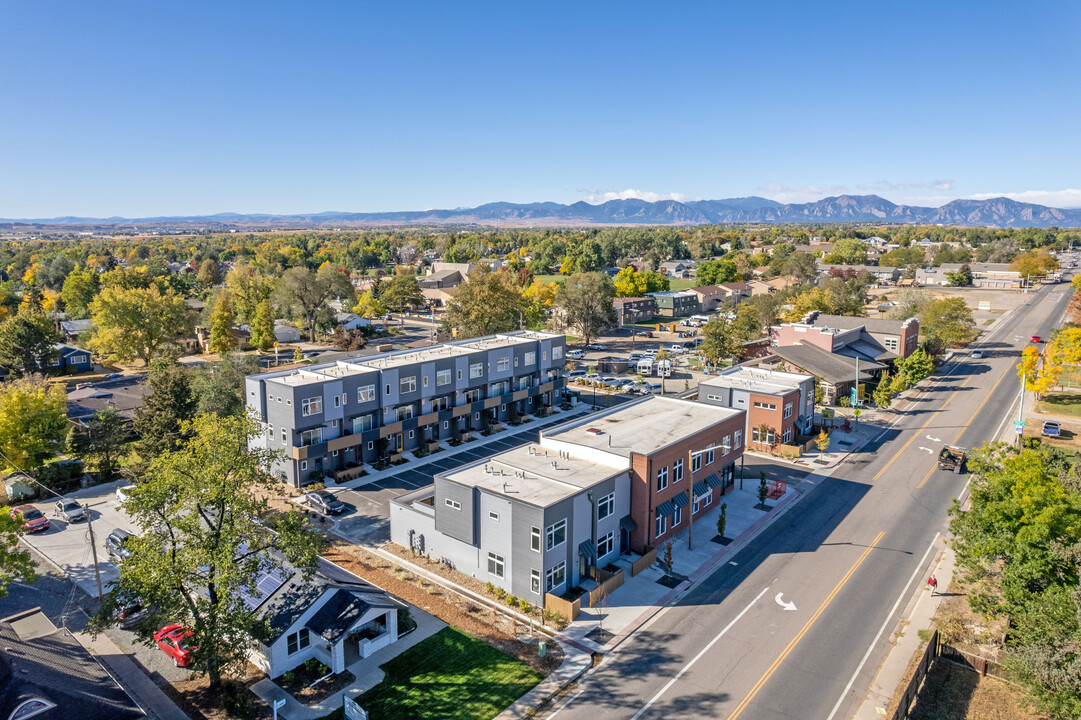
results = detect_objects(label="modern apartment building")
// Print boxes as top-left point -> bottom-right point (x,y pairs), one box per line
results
246,331 -> 567,487
389,395 -> 744,606
698,366 -> 816,446
647,290 -> 700,318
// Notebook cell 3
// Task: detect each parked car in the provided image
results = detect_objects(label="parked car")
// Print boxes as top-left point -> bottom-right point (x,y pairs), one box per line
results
643,348 -> 658,356
1031,335 -> 1042,343
305,490 -> 345,515
117,602 -> 156,630
566,349 -> 585,359
11,505 -> 49,533
636,331 -> 653,338
115,484 -> 136,507
602,377 -> 623,389
53,499 -> 86,523
667,345 -> 686,354
566,370 -> 587,378
586,343 -> 607,351
154,624 -> 195,667
105,528 -> 135,562
1042,421 -> 1061,437
970,350 -> 983,359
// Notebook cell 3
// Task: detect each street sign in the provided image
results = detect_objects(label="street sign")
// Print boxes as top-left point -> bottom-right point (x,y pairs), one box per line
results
1013,420 -> 1027,426
853,409 -> 861,417
1015,425 -> 1024,435
822,409 -> 835,419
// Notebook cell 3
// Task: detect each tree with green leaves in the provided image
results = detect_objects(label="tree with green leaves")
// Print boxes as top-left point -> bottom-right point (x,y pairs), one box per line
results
757,471 -> 769,506
191,353 -> 261,418
88,284 -> 193,365
554,272 -> 616,347
873,372 -> 894,409
821,238 -> 868,265
0,509 -> 35,599
224,261 -> 274,325
197,258 -> 222,288
782,251 -> 820,285
0,375 -> 68,471
895,348 -> 935,386
444,265 -> 527,338
60,265 -> 101,319
717,502 -> 727,539
0,307 -> 59,374
701,316 -> 737,365
277,264 -> 354,342
90,413 -> 324,688
70,406 -> 131,483
249,299 -> 276,352
379,265 -> 425,322
352,290 -> 388,320
696,259 -> 740,286
133,357 -> 198,460
208,290 -> 239,355
920,297 -> 975,349
945,262 -> 973,286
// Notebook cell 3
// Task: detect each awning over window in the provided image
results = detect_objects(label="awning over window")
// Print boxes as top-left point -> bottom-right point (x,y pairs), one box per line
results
579,540 -> 597,561
656,499 -> 677,517
693,481 -> 710,498
620,515 -> 637,533
673,493 -> 690,509
705,473 -> 722,489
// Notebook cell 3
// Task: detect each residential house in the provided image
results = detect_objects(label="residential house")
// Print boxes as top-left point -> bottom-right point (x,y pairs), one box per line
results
698,366 -> 816,442
419,268 -> 465,308
390,395 -> 744,605
790,311 -> 920,358
51,343 -> 93,373
612,297 -> 656,325
246,331 -> 567,487
646,290 -> 700,318
252,558 -> 404,678
66,376 -> 151,426
658,261 -> 694,279
0,608 -> 144,720
818,264 -> 900,284
59,318 -> 94,343
720,282 -> 752,301
688,285 -> 728,313
334,313 -> 371,332
274,323 -> 303,344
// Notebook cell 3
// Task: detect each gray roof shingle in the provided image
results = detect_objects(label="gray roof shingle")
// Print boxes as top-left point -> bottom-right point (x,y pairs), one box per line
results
771,344 -> 882,384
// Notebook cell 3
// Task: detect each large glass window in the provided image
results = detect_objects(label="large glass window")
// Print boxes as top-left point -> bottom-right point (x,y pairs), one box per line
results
691,453 -> 702,472
436,369 -> 452,386
358,384 -> 376,403
673,459 -> 684,483
487,552 -> 505,578
546,561 -> 566,592
469,363 -> 483,379
497,357 -> 511,372
597,493 -> 615,520
300,428 -> 322,446
531,569 -> 541,594
656,466 -> 669,492
353,414 -> 375,433
530,526 -> 541,552
286,629 -> 310,655
734,429 -> 743,449
400,376 -> 417,394
655,514 -> 667,538
524,351 -> 536,366
545,519 -> 566,550
597,531 -> 614,558
301,397 -> 322,417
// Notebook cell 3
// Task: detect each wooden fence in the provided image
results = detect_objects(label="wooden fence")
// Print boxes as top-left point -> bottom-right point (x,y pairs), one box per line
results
631,547 -> 658,577
892,630 -> 939,720
586,566 -> 625,608
938,643 -> 1016,683
544,592 -> 581,621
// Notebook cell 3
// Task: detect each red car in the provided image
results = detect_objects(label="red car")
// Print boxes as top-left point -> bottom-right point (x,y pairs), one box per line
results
11,505 -> 49,533
1031,335 -> 1042,342
154,624 -> 196,667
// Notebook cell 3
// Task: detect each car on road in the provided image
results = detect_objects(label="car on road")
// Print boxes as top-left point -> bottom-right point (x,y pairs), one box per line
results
586,343 -> 607,351
1042,420 -> 1061,437
643,348 -> 658,356
636,331 -> 653,338
970,349 -> 983,359
53,499 -> 87,523
667,344 -> 686,354
104,372 -> 124,380
115,484 -> 136,507
105,528 -> 135,562
566,349 -> 585,359
154,624 -> 195,667
11,505 -> 49,533
1031,335 -> 1042,342
305,490 -> 345,515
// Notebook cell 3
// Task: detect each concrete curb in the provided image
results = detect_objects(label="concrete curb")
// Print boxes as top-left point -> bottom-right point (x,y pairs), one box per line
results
496,647 -> 594,719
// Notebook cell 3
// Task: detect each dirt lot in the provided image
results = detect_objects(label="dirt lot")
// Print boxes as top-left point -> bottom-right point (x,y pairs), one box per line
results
868,286 -> 1028,329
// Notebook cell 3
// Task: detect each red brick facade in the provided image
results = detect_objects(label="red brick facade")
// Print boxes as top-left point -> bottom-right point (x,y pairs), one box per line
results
745,389 -> 800,449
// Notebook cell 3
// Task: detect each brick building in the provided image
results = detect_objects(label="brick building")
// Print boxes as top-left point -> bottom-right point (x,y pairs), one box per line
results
698,366 -> 816,444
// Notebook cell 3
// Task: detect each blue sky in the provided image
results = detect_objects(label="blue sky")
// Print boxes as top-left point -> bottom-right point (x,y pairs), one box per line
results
2,1 -> 1079,217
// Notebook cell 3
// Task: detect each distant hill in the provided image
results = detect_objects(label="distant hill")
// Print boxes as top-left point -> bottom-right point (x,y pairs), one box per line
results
4,194 -> 1080,228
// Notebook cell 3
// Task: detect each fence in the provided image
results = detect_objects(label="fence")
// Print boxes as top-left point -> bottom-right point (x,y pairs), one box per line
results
631,547 -> 658,577
938,644 -> 1015,683
544,592 -> 581,621
586,566 -> 625,607
892,630 -> 939,720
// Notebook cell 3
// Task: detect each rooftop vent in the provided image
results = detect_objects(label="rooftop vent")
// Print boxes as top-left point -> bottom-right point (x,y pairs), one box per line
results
585,428 -> 603,436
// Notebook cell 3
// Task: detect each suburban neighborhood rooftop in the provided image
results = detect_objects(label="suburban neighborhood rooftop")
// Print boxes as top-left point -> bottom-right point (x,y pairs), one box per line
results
701,366 -> 810,396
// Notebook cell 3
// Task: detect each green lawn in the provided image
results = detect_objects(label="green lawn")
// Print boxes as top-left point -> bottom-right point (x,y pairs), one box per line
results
1035,392 -> 1081,417
352,628 -> 543,720
1055,366 -> 1081,388
667,277 -> 697,291
532,274 -> 563,284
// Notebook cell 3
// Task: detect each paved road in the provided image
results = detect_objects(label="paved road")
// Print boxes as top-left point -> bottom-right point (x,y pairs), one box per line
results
545,284 -> 1072,720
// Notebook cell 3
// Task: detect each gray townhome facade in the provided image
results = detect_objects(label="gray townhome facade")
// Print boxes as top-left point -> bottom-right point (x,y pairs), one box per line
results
246,331 -> 567,487
390,443 -> 631,606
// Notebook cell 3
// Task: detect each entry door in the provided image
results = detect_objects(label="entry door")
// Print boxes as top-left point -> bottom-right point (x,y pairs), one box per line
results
396,433 -> 403,452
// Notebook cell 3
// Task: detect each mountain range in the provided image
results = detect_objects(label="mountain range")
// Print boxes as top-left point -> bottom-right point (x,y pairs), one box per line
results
4,194 -> 1080,229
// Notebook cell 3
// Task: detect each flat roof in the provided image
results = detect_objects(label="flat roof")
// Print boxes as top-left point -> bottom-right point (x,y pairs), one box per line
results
701,366 -> 811,397
442,443 -> 622,507
543,396 -> 742,458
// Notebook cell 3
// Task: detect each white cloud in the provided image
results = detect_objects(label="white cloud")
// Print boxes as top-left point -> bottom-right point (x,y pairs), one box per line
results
756,183 -> 850,204
966,189 -> 1081,209
581,188 -> 690,204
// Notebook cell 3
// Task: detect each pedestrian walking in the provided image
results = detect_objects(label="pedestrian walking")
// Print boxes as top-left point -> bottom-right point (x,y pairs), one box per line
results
928,575 -> 938,596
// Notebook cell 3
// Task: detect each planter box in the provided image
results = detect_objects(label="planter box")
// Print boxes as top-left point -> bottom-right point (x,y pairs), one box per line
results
545,592 -> 581,621
427,441 -> 441,453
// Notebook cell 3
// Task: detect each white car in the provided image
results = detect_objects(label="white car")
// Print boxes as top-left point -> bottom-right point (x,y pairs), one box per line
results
567,349 -> 586,359
667,345 -> 686,354
566,370 -> 587,378
643,349 -> 659,357
586,343 -> 607,351
971,350 -> 983,359
115,484 -> 136,507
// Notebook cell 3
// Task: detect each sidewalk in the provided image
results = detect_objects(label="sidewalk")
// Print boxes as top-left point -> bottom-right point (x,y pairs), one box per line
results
853,538 -> 954,719
74,629 -> 191,720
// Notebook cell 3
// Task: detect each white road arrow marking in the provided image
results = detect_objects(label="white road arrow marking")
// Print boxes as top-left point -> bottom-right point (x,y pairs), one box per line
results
927,436 -> 941,442
775,592 -> 797,611
918,447 -> 934,454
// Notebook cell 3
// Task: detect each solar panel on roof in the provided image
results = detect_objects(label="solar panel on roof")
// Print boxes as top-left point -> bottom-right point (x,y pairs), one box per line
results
239,565 -> 291,611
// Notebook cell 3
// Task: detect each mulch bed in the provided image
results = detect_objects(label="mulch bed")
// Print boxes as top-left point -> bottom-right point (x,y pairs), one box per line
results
275,662 -> 355,704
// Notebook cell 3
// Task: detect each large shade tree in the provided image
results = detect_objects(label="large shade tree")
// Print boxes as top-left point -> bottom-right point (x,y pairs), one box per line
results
555,272 -> 616,347
444,265 -> 527,338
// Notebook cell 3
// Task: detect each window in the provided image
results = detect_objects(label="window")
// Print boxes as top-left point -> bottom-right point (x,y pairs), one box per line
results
342,393 -> 347,405
286,629 -> 310,655
722,434 -> 731,455
545,561 -> 566,592
385,384 -> 392,395
531,526 -> 541,552
300,428 -> 322,446
597,493 -> 615,520
497,357 -> 510,372
673,506 -> 682,527
487,552 -> 505,578
367,441 -> 374,450
546,519 -> 566,550
707,393 -> 723,401
531,569 -> 541,594
286,399 -> 291,406
706,447 -> 715,465
445,498 -> 461,510
673,459 -> 684,483
784,403 -> 793,419
693,495 -> 701,514
656,466 -> 669,492
469,363 -> 483,379
268,424 -> 274,438
753,401 -> 777,410
277,396 -> 282,403
524,351 -> 536,366
300,460 -> 307,470
691,453 -> 702,473
423,376 -> 429,388
437,369 -> 452,386
401,376 -> 416,394
358,384 -> 376,403
457,369 -> 463,380
443,420 -> 449,429
752,426 -> 776,445
397,405 -> 414,421
281,428 -> 287,444
489,511 -> 500,522
332,449 -> 338,457
354,414 -> 375,433
597,531 -> 614,558
553,346 -> 563,360
301,397 -> 322,417
334,395 -> 341,408
734,429 -> 743,449
464,388 -> 482,403
783,427 -> 793,444
408,430 -> 414,439
655,514 -> 667,538
884,337 -> 899,351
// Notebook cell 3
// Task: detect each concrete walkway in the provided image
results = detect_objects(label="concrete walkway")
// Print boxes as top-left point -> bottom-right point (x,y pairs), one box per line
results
250,607 -> 446,720
73,629 -> 191,720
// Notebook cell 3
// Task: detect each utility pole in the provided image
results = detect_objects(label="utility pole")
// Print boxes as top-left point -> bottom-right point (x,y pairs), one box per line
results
1017,371 -> 1026,446
687,448 -> 694,550
854,355 -> 860,431
86,511 -> 104,599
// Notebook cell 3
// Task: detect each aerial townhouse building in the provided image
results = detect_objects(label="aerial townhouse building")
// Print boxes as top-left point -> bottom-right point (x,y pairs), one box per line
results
697,366 -> 816,448
390,396 -> 745,606
246,331 -> 567,487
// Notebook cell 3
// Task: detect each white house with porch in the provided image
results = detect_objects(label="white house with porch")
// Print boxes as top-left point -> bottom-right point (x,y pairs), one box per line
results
251,558 -> 404,678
